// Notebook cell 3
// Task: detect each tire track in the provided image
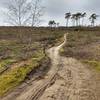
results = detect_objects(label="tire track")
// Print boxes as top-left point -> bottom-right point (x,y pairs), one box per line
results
23,34 -> 67,100
2,33 -> 98,100
39,34 -> 98,100
1,34 -> 67,100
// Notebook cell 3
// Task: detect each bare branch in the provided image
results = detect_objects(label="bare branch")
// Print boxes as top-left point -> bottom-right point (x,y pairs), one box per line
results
4,0 -> 31,26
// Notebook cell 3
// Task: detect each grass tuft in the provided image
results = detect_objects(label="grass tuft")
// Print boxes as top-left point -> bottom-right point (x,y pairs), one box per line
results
82,60 -> 100,71
0,50 -> 45,96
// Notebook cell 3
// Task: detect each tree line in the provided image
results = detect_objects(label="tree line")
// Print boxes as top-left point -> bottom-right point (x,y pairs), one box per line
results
49,12 -> 99,27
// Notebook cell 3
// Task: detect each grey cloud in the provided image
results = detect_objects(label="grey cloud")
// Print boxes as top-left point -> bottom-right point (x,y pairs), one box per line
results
0,0 -> 100,26
46,0 -> 69,16
84,0 -> 100,12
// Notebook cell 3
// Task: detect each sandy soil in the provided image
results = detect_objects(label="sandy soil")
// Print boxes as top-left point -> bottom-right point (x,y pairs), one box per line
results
1,33 -> 99,100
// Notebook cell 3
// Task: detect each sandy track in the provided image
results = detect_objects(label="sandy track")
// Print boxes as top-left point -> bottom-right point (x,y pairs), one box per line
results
13,34 -> 67,100
1,33 -> 99,100
1,34 -> 66,100
39,34 -> 98,100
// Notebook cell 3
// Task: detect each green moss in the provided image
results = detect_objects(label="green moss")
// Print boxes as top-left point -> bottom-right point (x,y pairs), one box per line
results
0,51 -> 45,96
0,65 -> 32,95
83,60 -> 100,71
0,27 -> 67,96
0,59 -> 16,73
59,48 -> 64,54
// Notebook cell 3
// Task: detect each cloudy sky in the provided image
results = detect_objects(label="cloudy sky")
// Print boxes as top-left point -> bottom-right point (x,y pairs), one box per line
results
0,0 -> 100,26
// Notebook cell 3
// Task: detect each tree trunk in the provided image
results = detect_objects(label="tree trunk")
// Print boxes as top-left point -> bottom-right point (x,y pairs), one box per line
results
66,19 -> 69,27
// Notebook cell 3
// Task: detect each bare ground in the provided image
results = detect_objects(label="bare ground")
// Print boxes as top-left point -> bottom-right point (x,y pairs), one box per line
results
1,34 -> 100,100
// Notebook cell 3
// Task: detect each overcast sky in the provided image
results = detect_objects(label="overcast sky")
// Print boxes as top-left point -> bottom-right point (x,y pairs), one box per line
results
0,0 -> 100,26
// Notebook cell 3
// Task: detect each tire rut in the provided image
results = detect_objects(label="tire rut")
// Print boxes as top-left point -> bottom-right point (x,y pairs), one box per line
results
1,33 -> 98,100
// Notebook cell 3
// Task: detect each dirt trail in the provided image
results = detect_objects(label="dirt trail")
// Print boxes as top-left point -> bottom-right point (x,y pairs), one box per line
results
1,33 -> 99,100
39,34 -> 98,100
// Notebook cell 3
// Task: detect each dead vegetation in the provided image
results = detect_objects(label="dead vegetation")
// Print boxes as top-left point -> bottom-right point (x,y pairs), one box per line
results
60,30 -> 100,71
0,27 -> 65,96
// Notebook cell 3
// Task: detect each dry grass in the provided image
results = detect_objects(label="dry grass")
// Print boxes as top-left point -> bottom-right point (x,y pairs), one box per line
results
0,27 -> 65,96
61,31 -> 100,60
60,30 -> 100,71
